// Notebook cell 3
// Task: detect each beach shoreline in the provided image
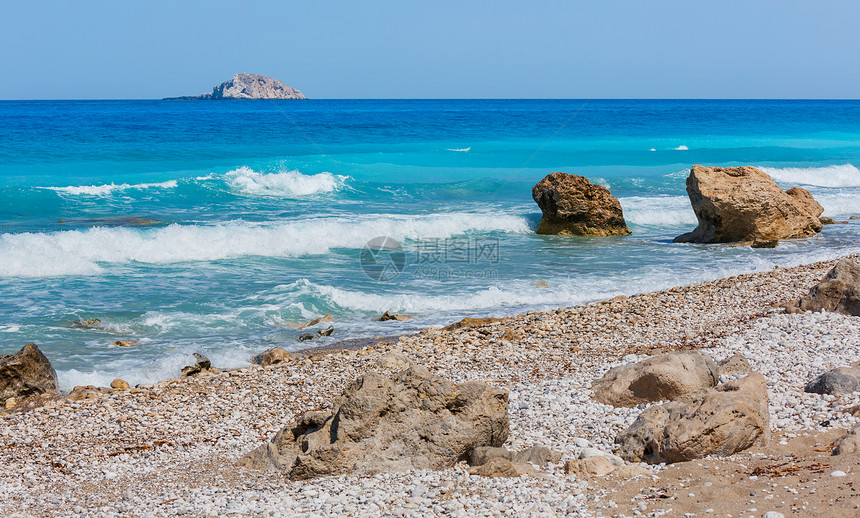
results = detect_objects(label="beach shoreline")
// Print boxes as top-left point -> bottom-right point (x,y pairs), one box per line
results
1,255 -> 859,517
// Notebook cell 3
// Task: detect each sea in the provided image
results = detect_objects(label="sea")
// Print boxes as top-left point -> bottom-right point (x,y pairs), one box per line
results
1,99 -> 859,389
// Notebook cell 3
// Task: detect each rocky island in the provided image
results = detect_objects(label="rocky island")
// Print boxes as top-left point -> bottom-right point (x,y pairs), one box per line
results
164,73 -> 306,100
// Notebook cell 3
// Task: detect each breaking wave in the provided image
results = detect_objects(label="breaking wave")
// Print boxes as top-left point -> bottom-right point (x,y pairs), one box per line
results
0,212 -> 531,277
619,196 -> 696,227
46,180 -> 177,196
223,166 -> 348,197
761,164 -> 860,187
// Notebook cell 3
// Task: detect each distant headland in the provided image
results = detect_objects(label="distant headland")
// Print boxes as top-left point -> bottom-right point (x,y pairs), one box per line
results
163,73 -> 306,100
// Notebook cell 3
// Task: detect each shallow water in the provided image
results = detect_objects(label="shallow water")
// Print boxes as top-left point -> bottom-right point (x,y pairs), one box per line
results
1,99 -> 859,388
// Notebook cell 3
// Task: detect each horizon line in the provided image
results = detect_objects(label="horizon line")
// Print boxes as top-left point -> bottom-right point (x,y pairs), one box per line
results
2,97 -> 860,102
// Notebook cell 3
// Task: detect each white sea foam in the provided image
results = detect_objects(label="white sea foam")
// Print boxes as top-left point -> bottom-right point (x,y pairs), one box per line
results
56,345 -> 255,390
268,242 -> 860,315
619,196 -> 696,227
223,166 -> 348,196
761,164 -> 860,187
815,193 -> 860,217
46,180 -> 178,196
0,212 -> 531,277
674,145 -> 689,151
446,147 -> 471,152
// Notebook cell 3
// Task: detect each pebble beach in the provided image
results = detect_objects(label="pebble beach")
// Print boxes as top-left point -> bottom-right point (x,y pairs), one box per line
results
2,256 -> 859,517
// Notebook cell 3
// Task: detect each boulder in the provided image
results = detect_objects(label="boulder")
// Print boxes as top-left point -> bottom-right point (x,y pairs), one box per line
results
69,318 -> 104,330
237,366 -> 509,479
750,239 -> 778,249
291,314 -> 334,330
532,172 -> 631,236
443,317 -> 503,331
298,326 -> 334,342
674,165 -> 823,243
804,366 -> 860,396
786,258 -> 860,316
66,385 -> 108,401
375,351 -> 413,371
110,378 -> 129,390
514,445 -> 563,466
469,457 -> 538,478
820,216 -> 837,225
251,347 -> 293,367
579,447 -> 624,467
375,311 -> 413,322
469,446 -> 513,466
0,343 -> 59,406
564,456 -> 616,478
616,372 -> 770,464
832,425 -> 860,456
468,445 -> 562,467
786,187 -> 824,218
114,340 -> 138,347
592,351 -> 719,407
718,353 -> 752,376
181,353 -> 212,377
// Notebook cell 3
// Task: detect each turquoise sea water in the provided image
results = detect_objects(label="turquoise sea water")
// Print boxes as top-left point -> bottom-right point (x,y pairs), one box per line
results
1,99 -> 859,388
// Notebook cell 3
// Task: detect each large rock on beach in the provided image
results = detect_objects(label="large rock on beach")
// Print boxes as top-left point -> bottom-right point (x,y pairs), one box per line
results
592,351 -> 719,407
718,352 -> 752,375
832,425 -> 860,456
804,366 -> 860,396
674,165 -> 824,243
0,343 -> 59,406
237,365 -> 509,479
165,74 -> 306,100
786,258 -> 860,316
532,172 -> 631,236
616,372 -> 770,464
251,347 -> 293,367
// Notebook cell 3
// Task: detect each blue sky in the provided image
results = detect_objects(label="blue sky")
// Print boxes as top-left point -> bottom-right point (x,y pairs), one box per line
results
1,0 -> 858,99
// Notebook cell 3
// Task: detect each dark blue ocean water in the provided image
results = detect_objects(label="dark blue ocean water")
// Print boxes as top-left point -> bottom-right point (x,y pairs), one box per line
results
1,99 -> 859,387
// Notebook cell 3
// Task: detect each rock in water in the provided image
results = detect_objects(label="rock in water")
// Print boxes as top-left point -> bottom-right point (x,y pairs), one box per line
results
674,165 -> 823,243
592,351 -> 719,407
375,311 -> 413,322
616,372 -> 770,464
786,258 -> 860,316
291,314 -> 334,329
181,353 -> 212,377
237,365 -> 509,479
532,172 -> 631,236
164,74 -> 306,100
0,343 -> 59,406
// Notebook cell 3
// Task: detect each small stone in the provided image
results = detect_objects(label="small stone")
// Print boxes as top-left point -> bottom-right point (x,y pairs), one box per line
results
830,470 -> 847,477
110,379 -> 129,390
